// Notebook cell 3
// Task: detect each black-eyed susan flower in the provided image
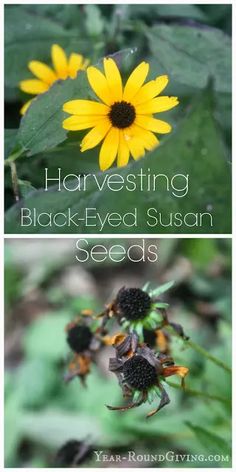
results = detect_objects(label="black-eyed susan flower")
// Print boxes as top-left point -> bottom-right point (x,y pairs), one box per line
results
62,58 -> 179,171
99,281 -> 181,339
64,314 -> 100,384
19,44 -> 89,115
107,335 -> 189,417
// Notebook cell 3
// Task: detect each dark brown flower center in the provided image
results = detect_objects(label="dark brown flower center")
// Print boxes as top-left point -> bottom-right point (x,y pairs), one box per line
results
116,287 -> 151,321
109,101 -> 136,128
67,325 -> 92,353
123,355 -> 157,390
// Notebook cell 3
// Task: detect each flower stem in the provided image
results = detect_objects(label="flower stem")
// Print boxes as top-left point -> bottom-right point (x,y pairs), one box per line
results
186,339 -> 231,374
10,162 -> 20,202
5,148 -> 24,166
165,380 -> 229,405
166,326 -> 231,374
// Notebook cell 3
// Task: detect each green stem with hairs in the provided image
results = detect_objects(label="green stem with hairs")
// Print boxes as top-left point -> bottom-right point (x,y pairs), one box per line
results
186,339 -> 231,374
166,326 -> 231,374
165,380 -> 230,405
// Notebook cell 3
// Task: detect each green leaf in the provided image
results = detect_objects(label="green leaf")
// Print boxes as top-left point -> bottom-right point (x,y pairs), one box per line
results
4,129 -> 19,160
5,87 -> 231,234
154,302 -> 169,309
146,24 -> 231,93
155,4 -> 208,20
4,6 -> 89,89
4,394 -> 23,466
18,72 -> 89,156
151,280 -> 175,297
84,5 -> 104,36
130,4 -> 208,22
186,422 -> 231,457
22,311 -> 71,361
15,359 -> 60,408
18,179 -> 36,198
181,238 -> 219,268
24,4 -> 84,30
20,409 -> 102,449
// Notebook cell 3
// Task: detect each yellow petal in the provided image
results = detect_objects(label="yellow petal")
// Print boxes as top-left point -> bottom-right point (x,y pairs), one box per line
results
87,66 -> 113,105
125,123 -> 159,156
139,128 -> 159,151
19,79 -> 49,95
126,137 -> 145,160
103,58 -> 123,102
81,119 -> 111,152
20,98 -> 34,115
154,75 -> 169,96
28,61 -> 57,85
123,62 -> 149,102
63,99 -> 109,115
68,53 -> 83,79
63,115 -> 104,131
99,126 -> 119,171
136,96 -> 179,114
51,44 -> 68,79
130,124 -> 159,151
135,115 -> 172,133
133,75 -> 169,105
123,126 -> 145,160
117,130 -> 130,167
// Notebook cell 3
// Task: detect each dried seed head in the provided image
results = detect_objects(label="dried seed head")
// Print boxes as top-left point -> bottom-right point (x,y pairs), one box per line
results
123,355 -> 157,390
116,287 -> 151,321
67,325 -> 92,353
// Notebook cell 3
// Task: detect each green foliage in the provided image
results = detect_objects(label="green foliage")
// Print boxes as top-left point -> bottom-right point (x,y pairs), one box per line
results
18,73 -> 88,156
5,393 -> 23,466
15,359 -> 60,408
146,24 -> 231,93
4,4 -> 231,234
129,4 -> 208,21
4,6 -> 89,90
23,312 -> 70,361
84,5 -> 105,37
186,423 -> 231,457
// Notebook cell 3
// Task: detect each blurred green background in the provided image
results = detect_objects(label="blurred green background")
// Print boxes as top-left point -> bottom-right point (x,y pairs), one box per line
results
5,4 -> 231,234
5,238 -> 231,467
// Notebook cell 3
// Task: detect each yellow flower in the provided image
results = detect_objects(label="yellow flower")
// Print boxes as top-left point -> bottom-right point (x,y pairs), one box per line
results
62,58 -> 179,171
19,44 -> 89,115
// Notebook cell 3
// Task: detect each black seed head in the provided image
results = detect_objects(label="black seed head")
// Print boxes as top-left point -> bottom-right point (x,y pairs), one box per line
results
109,101 -> 136,128
67,325 -> 92,353
123,355 -> 157,390
55,440 -> 92,466
116,287 -> 151,321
